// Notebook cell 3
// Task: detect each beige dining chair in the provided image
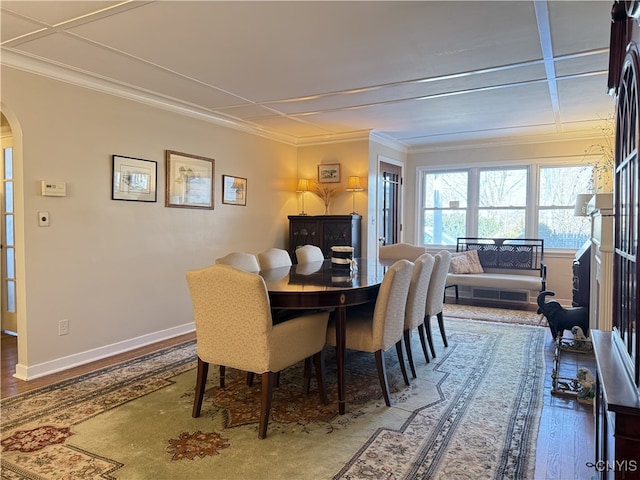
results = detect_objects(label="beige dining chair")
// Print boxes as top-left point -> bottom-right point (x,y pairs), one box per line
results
326,259 -> 414,407
186,264 -> 330,439
403,253 -> 435,378
379,242 -> 426,261
295,244 -> 325,264
424,250 -> 452,358
215,252 -> 260,273
258,248 -> 292,270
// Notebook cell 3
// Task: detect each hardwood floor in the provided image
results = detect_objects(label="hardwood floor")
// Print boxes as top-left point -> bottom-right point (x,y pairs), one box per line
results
1,328 -> 596,479
535,328 -> 597,480
0,331 -> 196,398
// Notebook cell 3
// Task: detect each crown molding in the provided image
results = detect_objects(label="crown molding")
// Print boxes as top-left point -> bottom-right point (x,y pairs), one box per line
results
1,50 -> 309,145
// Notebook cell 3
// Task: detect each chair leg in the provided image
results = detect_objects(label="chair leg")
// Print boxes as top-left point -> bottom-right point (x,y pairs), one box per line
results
313,349 -> 328,405
404,329 -> 417,378
425,315 -> 436,358
259,371 -> 275,439
437,311 -> 448,347
396,339 -> 410,386
374,350 -> 392,407
303,357 -> 312,393
192,357 -> 209,418
417,323 -> 430,364
219,365 -> 225,388
247,372 -> 254,386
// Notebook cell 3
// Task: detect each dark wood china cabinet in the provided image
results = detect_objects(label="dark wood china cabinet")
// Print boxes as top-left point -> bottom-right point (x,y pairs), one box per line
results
288,215 -> 361,260
592,3 -> 640,479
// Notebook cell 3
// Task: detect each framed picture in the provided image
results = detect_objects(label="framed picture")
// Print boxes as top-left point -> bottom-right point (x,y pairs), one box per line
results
222,175 -> 247,206
112,155 -> 157,202
165,150 -> 215,209
318,163 -> 341,183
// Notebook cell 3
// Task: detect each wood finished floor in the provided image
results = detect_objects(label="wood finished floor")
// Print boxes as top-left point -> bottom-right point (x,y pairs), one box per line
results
1,328 -> 596,479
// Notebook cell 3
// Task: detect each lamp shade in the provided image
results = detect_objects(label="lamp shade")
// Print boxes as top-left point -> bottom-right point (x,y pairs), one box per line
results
574,193 -> 593,216
346,176 -> 364,192
296,179 -> 310,192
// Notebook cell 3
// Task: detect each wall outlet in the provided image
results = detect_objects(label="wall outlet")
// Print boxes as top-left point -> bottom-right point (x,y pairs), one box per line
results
58,319 -> 69,336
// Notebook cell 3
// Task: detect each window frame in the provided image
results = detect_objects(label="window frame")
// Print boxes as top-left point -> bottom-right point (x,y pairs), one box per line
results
416,161 -> 593,251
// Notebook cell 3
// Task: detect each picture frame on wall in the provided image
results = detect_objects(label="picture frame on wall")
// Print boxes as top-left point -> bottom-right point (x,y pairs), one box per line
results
222,175 -> 247,206
318,163 -> 341,183
165,150 -> 215,209
111,155 -> 157,202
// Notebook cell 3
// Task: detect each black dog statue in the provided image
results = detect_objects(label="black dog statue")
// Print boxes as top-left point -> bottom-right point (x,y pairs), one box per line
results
537,291 -> 589,340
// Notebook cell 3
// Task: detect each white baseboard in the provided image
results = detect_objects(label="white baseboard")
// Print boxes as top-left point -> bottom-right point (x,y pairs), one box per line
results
13,323 -> 195,381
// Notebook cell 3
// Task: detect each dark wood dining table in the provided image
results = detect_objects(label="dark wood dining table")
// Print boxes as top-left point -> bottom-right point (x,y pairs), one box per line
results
259,257 -> 386,414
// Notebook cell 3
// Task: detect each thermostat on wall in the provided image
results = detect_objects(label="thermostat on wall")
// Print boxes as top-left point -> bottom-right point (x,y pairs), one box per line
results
41,181 -> 66,197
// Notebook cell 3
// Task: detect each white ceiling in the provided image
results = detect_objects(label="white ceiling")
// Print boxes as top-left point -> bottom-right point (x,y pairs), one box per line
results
0,1 -> 616,149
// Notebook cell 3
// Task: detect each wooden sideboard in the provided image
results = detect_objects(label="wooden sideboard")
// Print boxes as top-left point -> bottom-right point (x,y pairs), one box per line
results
288,215 -> 361,260
592,330 -> 640,480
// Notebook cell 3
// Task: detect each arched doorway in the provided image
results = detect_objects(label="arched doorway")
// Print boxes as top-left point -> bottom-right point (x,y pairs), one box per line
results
0,108 -> 24,382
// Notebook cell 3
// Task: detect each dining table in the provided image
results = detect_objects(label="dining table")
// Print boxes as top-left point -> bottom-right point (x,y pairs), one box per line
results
259,257 -> 387,415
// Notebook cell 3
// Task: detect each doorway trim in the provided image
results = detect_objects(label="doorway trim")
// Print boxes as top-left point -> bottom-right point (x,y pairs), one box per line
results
1,104 -> 27,380
375,155 -> 404,257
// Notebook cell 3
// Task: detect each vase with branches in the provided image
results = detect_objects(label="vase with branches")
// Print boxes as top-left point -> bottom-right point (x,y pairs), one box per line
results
582,114 -> 615,193
314,183 -> 339,214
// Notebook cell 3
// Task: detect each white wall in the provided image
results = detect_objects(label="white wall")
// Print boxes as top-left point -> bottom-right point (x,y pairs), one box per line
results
2,67 -> 299,378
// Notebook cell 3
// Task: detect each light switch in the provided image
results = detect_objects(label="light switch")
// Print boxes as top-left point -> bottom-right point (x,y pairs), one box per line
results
38,211 -> 50,227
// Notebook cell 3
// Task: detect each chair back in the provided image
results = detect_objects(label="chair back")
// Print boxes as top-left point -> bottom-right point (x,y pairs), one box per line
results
425,250 -> 452,316
258,248 -> 292,270
379,242 -> 426,261
371,259 -> 414,350
186,264 -> 272,372
215,252 -> 260,272
405,253 -> 435,330
295,244 -> 325,264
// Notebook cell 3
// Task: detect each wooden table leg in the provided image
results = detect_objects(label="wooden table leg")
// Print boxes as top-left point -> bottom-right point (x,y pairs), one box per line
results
336,303 -> 346,415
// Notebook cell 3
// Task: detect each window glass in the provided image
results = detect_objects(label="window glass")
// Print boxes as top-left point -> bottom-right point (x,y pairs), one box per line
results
479,168 -> 527,207
539,166 -> 593,248
478,209 -> 526,238
422,171 -> 468,245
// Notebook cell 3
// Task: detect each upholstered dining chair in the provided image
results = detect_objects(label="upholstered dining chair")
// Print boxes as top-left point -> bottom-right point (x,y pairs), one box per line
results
186,264 -> 330,439
403,253 -> 435,378
424,250 -> 452,358
379,242 -> 426,261
326,259 -> 414,407
215,252 -> 260,273
258,248 -> 292,270
295,244 -> 325,264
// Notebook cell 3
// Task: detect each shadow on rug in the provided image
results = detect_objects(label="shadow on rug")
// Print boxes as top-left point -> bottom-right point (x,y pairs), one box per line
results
1,318 -> 545,480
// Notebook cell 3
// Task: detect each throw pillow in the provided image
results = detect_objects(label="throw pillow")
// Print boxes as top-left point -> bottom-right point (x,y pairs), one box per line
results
450,254 -> 472,274
465,249 -> 484,274
450,250 -> 484,274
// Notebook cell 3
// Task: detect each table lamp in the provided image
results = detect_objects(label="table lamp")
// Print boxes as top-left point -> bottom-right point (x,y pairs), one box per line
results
296,179 -> 310,215
346,176 -> 364,214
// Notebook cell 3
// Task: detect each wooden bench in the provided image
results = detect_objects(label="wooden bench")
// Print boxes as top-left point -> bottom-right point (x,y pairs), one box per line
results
446,237 -> 546,305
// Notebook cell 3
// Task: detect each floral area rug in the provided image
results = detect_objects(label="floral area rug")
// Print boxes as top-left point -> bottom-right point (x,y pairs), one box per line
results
443,303 -> 546,327
1,317 -> 545,480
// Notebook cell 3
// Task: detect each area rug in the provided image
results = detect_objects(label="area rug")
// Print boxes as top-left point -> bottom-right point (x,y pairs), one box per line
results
443,303 -> 546,327
1,318 -> 545,480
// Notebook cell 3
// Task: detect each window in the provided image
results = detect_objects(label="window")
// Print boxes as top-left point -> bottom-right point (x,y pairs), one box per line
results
478,167 -> 527,237
419,164 -> 593,250
421,171 -> 468,245
538,166 -> 592,248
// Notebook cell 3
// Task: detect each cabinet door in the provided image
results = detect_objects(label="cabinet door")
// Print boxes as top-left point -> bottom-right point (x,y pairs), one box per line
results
289,218 -> 320,252
322,219 -> 354,255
